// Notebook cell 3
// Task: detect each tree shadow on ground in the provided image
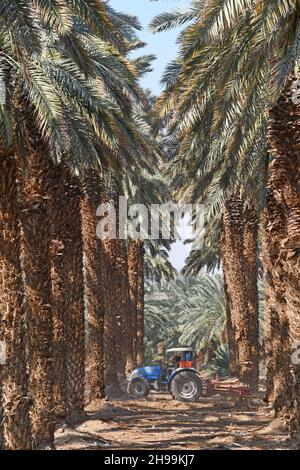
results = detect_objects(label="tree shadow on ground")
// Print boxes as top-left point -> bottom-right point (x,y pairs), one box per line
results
55,393 -> 289,451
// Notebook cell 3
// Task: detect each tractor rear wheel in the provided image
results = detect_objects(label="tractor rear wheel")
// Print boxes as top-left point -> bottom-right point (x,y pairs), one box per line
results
170,371 -> 202,402
128,378 -> 150,398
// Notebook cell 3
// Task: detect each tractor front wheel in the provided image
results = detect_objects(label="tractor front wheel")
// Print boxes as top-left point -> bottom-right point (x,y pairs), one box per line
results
170,371 -> 202,402
128,378 -> 150,398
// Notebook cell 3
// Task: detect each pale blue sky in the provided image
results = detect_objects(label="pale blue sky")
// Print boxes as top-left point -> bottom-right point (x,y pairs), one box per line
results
110,0 -> 190,95
110,0 -> 193,271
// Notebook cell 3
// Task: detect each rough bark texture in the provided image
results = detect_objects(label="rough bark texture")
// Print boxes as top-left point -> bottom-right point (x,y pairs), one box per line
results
114,237 -> 134,379
243,204 -> 260,392
19,148 -> 54,449
135,240 -> 145,366
82,169 -> 105,403
99,186 -> 120,390
100,188 -> 137,390
222,197 -> 252,384
262,189 -> 293,421
124,284 -> 136,372
0,366 -> 3,449
220,218 -> 238,376
0,151 -> 31,449
113,196 -> 134,377
127,240 -> 139,367
63,169 -> 86,423
102,231 -> 120,390
268,74 -> 300,439
49,163 -> 66,419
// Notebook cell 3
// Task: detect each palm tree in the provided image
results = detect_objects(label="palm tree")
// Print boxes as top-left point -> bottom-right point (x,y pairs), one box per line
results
219,217 -> 238,376
0,150 -> 31,449
182,213 -> 240,377
151,0 -> 300,426
45,2 -> 144,414
49,162 -> 69,419
121,91 -> 172,368
81,168 -> 106,403
58,168 -> 86,424
243,203 -> 260,391
113,235 -> 134,381
100,184 -> 121,391
128,238 -> 176,367
19,140 -> 55,448
0,1 -> 55,449
135,239 -> 145,366
222,199 -> 260,388
268,76 -> 300,436
0,0 -> 152,445
95,177 -> 135,392
128,239 -> 140,366
78,17 -> 161,390
262,188 -> 294,420
51,0 -> 144,403
102,186 -> 134,387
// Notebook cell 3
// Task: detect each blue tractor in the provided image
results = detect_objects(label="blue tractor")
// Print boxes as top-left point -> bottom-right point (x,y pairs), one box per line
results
127,348 -> 203,402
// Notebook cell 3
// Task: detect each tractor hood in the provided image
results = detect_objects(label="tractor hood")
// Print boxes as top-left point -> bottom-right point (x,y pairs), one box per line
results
130,365 -> 161,381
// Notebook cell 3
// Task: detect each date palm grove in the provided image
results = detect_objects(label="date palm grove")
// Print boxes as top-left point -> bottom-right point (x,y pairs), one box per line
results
0,0 -> 299,451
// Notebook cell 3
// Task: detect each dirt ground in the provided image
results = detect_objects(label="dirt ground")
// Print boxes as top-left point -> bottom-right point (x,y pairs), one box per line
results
54,392 -> 292,450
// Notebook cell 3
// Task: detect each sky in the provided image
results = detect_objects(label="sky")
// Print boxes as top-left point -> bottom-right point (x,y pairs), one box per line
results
110,0 -> 190,94
110,0 -> 193,272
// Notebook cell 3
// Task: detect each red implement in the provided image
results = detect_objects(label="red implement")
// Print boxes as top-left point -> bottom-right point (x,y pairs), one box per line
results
205,378 -> 251,398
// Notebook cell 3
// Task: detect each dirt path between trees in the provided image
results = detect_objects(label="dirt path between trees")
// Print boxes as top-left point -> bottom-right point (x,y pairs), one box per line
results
55,393 -> 291,450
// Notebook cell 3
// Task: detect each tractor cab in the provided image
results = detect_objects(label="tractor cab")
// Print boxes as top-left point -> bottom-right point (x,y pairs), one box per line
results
128,346 -> 202,402
165,347 -> 195,370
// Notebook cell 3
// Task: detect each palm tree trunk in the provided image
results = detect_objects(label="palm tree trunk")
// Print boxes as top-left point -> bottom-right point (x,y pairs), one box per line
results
0,151 -> 31,449
262,189 -> 293,420
102,236 -> 120,391
268,75 -> 300,438
113,237 -> 134,380
19,148 -> 54,449
222,196 -> 252,384
102,190 -> 132,390
113,195 -> 135,376
243,203 -> 260,391
220,217 -> 238,376
100,185 -> 137,391
100,186 -> 120,391
125,239 -> 145,367
81,168 -> 105,403
136,240 -> 145,366
0,369 -> 3,449
49,163 -> 66,419
128,240 -> 139,366
110,242 -> 127,386
63,168 -> 86,423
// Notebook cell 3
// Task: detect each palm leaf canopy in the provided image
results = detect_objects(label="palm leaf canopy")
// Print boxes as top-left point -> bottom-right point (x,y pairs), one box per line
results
145,273 -> 265,363
150,0 -> 300,216
0,0 -> 159,177
144,274 -> 226,359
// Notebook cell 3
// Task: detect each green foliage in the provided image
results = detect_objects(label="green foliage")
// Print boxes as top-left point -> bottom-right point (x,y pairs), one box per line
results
145,273 -> 265,372
202,343 -> 230,377
151,0 -> 300,221
0,0 -> 160,180
178,274 -> 227,351
144,274 -> 227,362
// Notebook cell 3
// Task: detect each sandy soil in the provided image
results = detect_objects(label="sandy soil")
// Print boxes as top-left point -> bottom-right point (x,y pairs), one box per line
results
54,392 -> 292,450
